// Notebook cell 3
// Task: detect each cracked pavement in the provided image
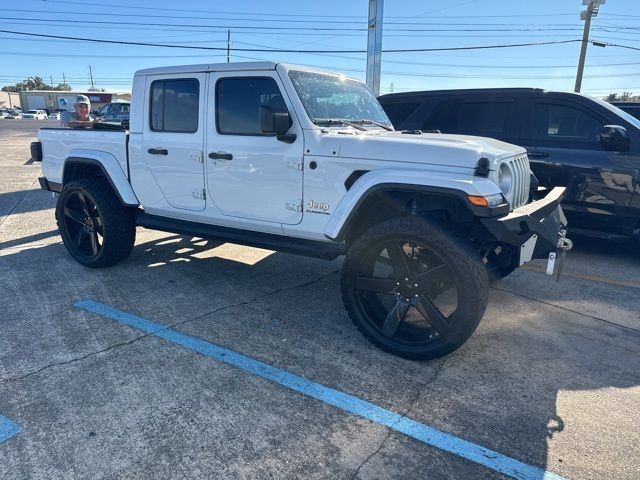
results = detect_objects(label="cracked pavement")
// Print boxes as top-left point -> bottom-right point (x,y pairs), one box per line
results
1,121 -> 640,479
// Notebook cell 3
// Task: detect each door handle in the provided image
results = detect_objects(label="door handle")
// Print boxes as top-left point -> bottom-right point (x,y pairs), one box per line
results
148,148 -> 168,155
209,152 -> 233,161
527,151 -> 549,159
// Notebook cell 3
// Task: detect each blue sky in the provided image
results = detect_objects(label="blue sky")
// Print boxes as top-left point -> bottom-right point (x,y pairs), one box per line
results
1,0 -> 639,97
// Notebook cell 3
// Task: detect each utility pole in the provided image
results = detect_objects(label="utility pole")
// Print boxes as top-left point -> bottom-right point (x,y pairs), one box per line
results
50,75 -> 54,87
575,0 -> 606,93
366,0 -> 384,96
227,30 -> 231,63
89,65 -> 95,90
62,72 -> 67,87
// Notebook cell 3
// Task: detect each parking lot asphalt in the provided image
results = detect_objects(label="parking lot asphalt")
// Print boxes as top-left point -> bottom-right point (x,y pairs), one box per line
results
1,120 -> 639,479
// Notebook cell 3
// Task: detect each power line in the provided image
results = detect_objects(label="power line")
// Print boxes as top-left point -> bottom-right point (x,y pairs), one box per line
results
0,8 -> 599,29
0,15 -> 599,32
27,0 -> 580,19
0,29 -> 584,53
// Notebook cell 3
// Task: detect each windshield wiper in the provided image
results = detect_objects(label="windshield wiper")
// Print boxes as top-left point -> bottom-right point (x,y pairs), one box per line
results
352,119 -> 394,131
314,119 -> 368,131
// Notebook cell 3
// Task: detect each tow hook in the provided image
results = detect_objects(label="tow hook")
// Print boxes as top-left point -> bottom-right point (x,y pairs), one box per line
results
546,230 -> 573,281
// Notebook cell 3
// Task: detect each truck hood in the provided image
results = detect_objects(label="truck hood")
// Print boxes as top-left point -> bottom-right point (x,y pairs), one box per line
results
324,130 -> 526,170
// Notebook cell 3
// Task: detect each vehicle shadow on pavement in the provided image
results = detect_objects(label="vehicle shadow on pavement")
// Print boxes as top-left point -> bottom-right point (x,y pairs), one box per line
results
0,188 -> 54,217
1,233 -> 639,479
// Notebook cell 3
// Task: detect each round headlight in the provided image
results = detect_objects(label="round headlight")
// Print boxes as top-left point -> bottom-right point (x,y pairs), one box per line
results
498,163 -> 513,196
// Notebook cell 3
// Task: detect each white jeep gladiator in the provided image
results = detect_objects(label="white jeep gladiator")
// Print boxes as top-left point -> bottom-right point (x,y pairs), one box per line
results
34,62 -> 570,360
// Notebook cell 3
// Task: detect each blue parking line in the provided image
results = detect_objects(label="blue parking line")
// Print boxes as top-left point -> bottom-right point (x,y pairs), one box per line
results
76,300 -> 567,480
0,415 -> 21,444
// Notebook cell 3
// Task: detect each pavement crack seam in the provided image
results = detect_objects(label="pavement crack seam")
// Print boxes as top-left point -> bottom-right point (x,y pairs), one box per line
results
491,285 -> 640,335
350,357 -> 448,479
0,269 -> 341,384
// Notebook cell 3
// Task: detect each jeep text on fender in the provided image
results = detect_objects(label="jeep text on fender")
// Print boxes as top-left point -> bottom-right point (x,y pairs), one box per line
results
35,62 -> 570,360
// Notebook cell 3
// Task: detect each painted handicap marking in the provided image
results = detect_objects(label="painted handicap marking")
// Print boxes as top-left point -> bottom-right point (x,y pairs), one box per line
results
0,415 -> 21,444
76,300 -> 568,480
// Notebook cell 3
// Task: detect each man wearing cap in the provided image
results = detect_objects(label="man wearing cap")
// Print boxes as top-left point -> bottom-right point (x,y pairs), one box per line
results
60,95 -> 97,128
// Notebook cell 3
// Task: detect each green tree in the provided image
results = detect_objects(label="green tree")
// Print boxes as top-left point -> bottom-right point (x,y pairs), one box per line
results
1,76 -> 72,92
606,93 -> 618,102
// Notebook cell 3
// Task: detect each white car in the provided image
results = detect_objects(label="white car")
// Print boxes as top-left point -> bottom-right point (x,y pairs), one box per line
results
22,109 -> 48,120
47,112 -> 61,120
35,61 -> 570,360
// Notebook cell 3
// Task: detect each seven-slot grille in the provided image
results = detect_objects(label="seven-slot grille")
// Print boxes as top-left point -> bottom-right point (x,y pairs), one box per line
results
505,154 -> 530,210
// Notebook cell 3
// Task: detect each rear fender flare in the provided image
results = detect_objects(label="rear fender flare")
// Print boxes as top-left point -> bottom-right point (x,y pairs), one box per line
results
63,152 -> 139,206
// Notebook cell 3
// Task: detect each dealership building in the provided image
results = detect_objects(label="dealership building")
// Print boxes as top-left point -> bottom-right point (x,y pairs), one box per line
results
17,90 -> 131,112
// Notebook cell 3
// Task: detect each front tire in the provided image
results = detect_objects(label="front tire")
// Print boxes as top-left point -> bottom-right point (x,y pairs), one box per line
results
341,217 -> 489,360
56,178 -> 136,268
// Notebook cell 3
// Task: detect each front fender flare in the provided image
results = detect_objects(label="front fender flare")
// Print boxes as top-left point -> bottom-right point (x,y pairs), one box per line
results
324,169 -> 504,242
63,151 -> 139,206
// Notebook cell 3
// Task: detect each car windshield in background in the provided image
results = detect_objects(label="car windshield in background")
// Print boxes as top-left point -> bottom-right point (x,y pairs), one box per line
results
288,70 -> 392,129
589,96 -> 640,130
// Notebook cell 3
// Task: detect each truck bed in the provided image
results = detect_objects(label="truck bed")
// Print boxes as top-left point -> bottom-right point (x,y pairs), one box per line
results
39,127 -> 129,186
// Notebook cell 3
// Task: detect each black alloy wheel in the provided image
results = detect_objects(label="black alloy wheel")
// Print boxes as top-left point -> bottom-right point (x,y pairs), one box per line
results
342,217 -> 489,360
61,189 -> 104,260
57,178 -> 136,268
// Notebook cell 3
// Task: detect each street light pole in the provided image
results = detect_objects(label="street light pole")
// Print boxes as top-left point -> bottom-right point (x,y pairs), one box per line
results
366,0 -> 384,96
574,0 -> 605,93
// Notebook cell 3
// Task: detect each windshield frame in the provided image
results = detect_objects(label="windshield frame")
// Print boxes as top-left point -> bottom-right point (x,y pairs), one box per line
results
287,69 -> 393,129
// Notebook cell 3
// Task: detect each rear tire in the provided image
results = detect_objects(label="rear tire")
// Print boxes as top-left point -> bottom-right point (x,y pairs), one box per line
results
56,178 -> 136,268
341,217 -> 489,360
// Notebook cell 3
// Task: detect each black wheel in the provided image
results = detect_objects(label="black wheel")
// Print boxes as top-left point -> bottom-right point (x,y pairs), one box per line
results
56,178 -> 136,268
341,217 -> 489,360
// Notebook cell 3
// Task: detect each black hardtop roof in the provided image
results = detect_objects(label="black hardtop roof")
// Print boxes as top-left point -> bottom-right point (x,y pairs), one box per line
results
379,87 -> 551,101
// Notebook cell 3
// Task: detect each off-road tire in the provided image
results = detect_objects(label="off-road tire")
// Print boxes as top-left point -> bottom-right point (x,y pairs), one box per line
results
56,178 -> 136,268
341,217 -> 489,360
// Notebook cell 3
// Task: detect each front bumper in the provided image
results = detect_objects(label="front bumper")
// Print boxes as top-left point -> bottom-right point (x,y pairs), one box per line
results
480,186 -> 568,263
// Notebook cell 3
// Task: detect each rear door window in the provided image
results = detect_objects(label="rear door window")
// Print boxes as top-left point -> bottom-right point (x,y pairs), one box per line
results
150,78 -> 199,133
457,101 -> 514,139
380,101 -> 421,128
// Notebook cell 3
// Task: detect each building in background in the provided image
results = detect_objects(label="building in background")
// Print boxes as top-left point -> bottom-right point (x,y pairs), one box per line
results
18,91 -> 131,113
0,91 -> 21,109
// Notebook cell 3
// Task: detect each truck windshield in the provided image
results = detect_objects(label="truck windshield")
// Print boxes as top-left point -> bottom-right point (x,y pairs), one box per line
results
288,70 -> 393,129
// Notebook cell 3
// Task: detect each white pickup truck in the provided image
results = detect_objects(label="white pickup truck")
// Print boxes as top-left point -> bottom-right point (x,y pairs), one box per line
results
34,62 -> 570,360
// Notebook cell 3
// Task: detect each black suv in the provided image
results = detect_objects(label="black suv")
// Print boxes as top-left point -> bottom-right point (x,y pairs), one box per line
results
379,88 -> 640,241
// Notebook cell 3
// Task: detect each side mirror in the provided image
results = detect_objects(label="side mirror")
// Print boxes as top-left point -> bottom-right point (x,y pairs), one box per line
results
599,125 -> 630,152
260,106 -> 291,135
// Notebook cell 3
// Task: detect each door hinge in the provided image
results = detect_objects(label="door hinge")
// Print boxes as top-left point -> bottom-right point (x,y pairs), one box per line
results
192,189 -> 206,200
287,159 -> 304,171
285,199 -> 302,212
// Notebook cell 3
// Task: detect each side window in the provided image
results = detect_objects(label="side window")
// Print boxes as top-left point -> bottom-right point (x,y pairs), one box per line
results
381,101 -> 421,128
150,78 -> 199,133
423,100 -> 515,139
532,103 -> 603,142
457,101 -> 514,139
422,99 -> 458,132
217,77 -> 286,135
98,105 -> 108,116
